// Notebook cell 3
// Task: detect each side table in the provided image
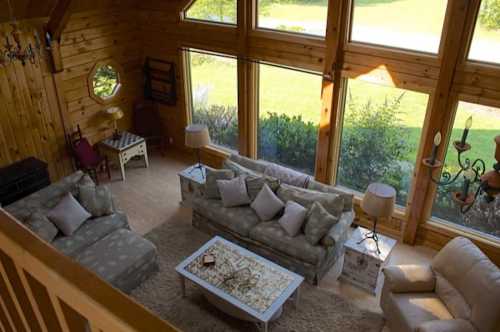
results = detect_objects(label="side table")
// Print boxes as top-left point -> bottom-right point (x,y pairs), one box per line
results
341,227 -> 397,294
99,132 -> 149,181
179,164 -> 213,206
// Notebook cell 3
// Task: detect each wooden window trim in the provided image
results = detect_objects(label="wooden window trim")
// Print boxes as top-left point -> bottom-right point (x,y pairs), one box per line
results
181,0 -> 238,27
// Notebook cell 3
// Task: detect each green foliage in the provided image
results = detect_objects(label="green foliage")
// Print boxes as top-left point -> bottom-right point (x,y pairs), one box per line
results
93,65 -> 118,98
275,24 -> 306,32
192,105 -> 239,151
258,112 -> 318,174
337,92 -> 411,205
479,0 -> 500,30
186,0 -> 237,24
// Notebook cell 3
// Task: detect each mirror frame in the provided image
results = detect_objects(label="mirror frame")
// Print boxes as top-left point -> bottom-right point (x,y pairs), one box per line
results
88,60 -> 123,104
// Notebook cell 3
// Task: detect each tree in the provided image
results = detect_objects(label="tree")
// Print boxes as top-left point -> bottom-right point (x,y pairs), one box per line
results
186,0 -> 237,23
479,0 -> 500,30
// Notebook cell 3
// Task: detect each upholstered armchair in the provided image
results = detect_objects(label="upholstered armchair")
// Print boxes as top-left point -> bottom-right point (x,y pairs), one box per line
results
381,237 -> 500,332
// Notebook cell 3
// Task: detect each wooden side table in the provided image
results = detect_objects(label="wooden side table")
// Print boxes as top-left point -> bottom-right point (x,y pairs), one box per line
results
99,132 -> 149,181
341,227 -> 397,294
178,164 -> 213,206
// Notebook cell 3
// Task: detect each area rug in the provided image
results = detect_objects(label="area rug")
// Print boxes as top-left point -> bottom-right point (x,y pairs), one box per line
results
130,217 -> 385,332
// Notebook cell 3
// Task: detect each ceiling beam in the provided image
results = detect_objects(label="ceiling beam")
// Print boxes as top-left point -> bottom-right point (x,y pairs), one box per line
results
46,0 -> 74,41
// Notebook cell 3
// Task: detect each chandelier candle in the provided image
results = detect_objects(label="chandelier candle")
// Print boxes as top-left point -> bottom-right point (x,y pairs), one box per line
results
460,116 -> 473,147
430,132 -> 442,165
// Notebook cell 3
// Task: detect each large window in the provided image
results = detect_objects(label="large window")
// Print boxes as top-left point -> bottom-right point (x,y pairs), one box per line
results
469,0 -> 500,64
432,102 -> 500,240
258,64 -> 322,174
257,0 -> 328,37
188,50 -> 239,151
350,0 -> 448,53
184,0 -> 237,25
336,79 -> 429,207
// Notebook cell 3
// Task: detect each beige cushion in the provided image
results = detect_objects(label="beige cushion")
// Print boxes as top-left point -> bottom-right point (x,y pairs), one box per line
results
383,265 -> 436,293
277,184 -> 344,218
26,211 -> 59,242
245,175 -> 280,201
435,273 -> 471,320
304,202 -> 339,245
48,193 -> 91,236
250,184 -> 285,221
278,201 -> 307,237
205,169 -> 234,199
217,176 -> 251,208
78,185 -> 114,217
432,237 -> 500,332
264,163 -> 310,188
417,319 -> 477,332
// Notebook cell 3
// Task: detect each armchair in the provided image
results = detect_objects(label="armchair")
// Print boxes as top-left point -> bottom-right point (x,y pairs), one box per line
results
381,237 -> 500,332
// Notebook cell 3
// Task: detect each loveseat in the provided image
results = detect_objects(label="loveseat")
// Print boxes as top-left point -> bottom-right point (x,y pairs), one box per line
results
381,237 -> 500,332
5,171 -> 158,293
192,154 -> 355,284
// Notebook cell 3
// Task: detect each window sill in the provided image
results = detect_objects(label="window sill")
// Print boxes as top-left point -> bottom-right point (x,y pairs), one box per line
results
425,218 -> 500,248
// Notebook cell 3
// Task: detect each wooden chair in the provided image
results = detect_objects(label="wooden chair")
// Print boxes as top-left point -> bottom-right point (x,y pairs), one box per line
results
68,125 -> 111,185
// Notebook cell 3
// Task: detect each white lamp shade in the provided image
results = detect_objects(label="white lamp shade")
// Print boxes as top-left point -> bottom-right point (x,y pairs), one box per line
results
361,183 -> 396,218
185,124 -> 210,149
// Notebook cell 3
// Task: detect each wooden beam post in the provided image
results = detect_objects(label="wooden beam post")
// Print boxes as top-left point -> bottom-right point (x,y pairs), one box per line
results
315,0 -> 349,183
45,0 -> 74,73
403,0 -> 472,244
237,0 -> 250,157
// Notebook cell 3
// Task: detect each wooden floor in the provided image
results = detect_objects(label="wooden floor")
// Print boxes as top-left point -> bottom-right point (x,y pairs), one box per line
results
103,150 -> 436,330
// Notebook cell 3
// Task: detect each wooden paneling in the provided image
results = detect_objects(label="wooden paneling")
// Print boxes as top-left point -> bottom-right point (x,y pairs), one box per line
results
0,21 -> 72,180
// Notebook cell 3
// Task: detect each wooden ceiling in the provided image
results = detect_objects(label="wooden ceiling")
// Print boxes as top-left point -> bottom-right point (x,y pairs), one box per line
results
0,0 -> 137,23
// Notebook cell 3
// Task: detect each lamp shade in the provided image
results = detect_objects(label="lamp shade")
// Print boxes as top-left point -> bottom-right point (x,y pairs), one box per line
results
185,124 -> 210,149
361,183 -> 396,218
104,106 -> 124,120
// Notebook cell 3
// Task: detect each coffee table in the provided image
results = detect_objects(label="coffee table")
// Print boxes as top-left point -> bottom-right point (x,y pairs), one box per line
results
176,236 -> 304,332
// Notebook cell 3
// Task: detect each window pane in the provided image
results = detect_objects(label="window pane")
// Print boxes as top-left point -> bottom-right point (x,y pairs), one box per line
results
350,0 -> 448,53
469,0 -> 500,64
258,64 -> 322,174
337,79 -> 429,206
431,102 -> 500,240
185,0 -> 237,25
189,51 -> 239,150
257,0 -> 328,37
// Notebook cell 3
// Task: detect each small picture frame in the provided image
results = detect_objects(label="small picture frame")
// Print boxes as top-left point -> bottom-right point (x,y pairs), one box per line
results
202,254 -> 215,266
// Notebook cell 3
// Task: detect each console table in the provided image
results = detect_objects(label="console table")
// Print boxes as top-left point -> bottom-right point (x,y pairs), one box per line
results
0,157 -> 50,206
99,132 -> 149,181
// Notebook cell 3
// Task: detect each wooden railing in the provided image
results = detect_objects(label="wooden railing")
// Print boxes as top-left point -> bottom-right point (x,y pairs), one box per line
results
0,209 -> 180,332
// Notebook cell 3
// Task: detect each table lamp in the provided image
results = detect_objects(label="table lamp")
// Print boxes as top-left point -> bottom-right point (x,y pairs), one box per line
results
185,124 -> 210,178
359,183 -> 396,254
104,106 -> 124,140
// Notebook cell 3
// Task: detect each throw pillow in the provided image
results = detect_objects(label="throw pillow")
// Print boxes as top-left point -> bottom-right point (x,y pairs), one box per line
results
250,184 -> 285,221
304,201 -> 339,245
205,169 -> 234,199
217,176 -> 251,207
278,201 -> 307,237
47,193 -> 91,236
307,180 -> 354,212
26,211 -> 59,242
78,184 -> 114,217
246,175 -> 280,201
264,163 -> 310,188
277,183 -> 344,218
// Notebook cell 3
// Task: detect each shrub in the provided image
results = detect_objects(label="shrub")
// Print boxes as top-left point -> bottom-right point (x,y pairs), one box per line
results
479,0 -> 500,30
192,105 -> 238,150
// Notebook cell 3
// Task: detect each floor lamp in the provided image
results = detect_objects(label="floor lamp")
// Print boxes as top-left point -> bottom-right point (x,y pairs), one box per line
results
358,183 -> 396,254
185,124 -> 210,178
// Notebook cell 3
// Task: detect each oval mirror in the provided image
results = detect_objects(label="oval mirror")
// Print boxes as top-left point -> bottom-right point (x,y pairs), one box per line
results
88,61 -> 122,104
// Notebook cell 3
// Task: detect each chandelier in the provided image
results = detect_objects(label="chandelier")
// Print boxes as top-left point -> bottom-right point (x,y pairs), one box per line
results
423,117 -> 500,213
0,0 -> 42,66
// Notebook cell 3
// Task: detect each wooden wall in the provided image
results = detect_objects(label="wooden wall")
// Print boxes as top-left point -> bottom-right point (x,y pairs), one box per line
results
0,21 -> 72,180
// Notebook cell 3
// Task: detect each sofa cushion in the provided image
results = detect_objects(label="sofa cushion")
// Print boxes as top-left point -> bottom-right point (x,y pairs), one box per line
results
245,175 -> 280,201
48,193 -> 91,236
307,179 -> 354,212
25,211 -> 59,242
192,197 -> 261,237
384,292 -> 453,331
78,184 -> 114,217
277,183 -> 344,218
251,184 -> 285,221
228,154 -> 269,174
249,221 -> 326,265
52,212 -> 129,257
435,273 -> 471,321
217,176 -> 251,207
76,229 -> 158,293
304,202 -> 339,245
278,201 -> 307,237
205,169 -> 234,199
223,159 -> 259,177
264,163 -> 310,188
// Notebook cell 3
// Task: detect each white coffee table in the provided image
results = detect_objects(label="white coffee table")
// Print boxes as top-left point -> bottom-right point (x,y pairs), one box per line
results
176,236 -> 304,332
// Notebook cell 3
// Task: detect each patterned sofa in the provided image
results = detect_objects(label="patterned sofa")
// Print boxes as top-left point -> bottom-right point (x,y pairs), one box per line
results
192,154 -> 355,284
5,171 -> 158,294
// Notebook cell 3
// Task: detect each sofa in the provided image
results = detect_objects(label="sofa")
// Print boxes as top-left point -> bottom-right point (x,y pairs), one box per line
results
381,237 -> 500,332
192,154 -> 355,284
5,171 -> 159,294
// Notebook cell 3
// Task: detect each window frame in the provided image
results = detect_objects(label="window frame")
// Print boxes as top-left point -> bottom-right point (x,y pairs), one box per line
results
183,48 -> 241,153
346,0 -> 450,57
181,0 -> 239,27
